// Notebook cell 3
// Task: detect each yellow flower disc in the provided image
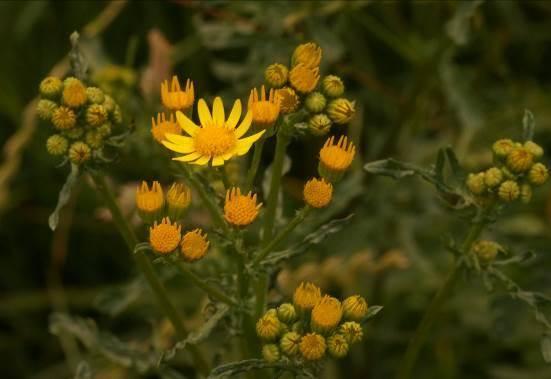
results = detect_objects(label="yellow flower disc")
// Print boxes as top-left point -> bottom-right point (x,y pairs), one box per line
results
342,295 -> 368,321
293,282 -> 321,312
149,217 -> 181,254
248,86 -> 280,128
62,79 -> 87,108
303,178 -> 333,208
289,63 -> 320,94
180,229 -> 209,262
151,113 -> 181,144
311,295 -> 343,332
299,333 -> 326,361
224,187 -> 262,226
492,138 -> 514,157
161,75 -> 195,111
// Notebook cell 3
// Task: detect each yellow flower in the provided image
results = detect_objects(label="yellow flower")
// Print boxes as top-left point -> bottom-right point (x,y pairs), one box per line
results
327,98 -> 356,124
149,217 -> 181,254
303,177 -> 333,208
151,113 -> 181,144
52,106 -> 76,130
339,321 -> 363,344
46,135 -> 68,156
492,138 -> 514,158
292,42 -> 322,69
248,86 -> 281,128
528,163 -> 548,186
276,87 -> 300,114
256,313 -> 281,341
262,344 -> 280,363
322,75 -> 344,98
161,76 -> 194,111
342,295 -> 368,321
498,180 -> 520,202
136,181 -> 164,223
166,182 -> 192,221
180,229 -> 209,262
299,333 -> 326,361
86,104 -> 108,127
506,147 -> 533,173
39,76 -> 63,98
162,97 -> 265,166
62,78 -> 87,108
293,281 -> 321,312
311,295 -> 343,333
289,63 -> 320,94
265,63 -> 288,88
224,187 -> 262,226
327,334 -> 349,358
68,142 -> 91,165
280,331 -> 301,356
319,135 -> 356,182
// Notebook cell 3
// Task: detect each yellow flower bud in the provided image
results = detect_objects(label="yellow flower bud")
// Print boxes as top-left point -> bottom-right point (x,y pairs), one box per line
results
280,332 -> 301,356
277,303 -> 297,324
327,98 -> 355,125
498,180 -> 520,202
342,295 -> 368,321
339,321 -> 363,344
36,99 -> 57,121
149,217 -> 181,254
466,173 -> 486,195
528,163 -> 549,186
305,92 -> 327,113
492,139 -> 514,158
327,333 -> 349,358
322,75 -> 345,98
520,183 -> 532,203
151,113 -> 181,144
318,136 -> 356,182
289,63 -> 320,94
311,295 -> 343,333
248,86 -> 280,129
303,177 -> 333,208
276,87 -> 300,114
62,78 -> 87,108
68,141 -> 91,165
293,282 -> 321,312
262,344 -> 280,363
308,114 -> 332,136
46,135 -> 68,156
256,313 -> 281,341
292,42 -> 322,69
161,76 -> 195,111
85,87 -> 105,104
299,333 -> 326,361
524,141 -> 544,158
85,130 -> 104,149
484,167 -> 503,188
52,106 -> 76,130
506,147 -> 534,173
166,183 -> 192,221
472,240 -> 502,264
97,123 -> 112,138
224,188 -> 262,227
39,76 -> 63,98
136,181 -> 164,223
264,63 -> 288,88
180,229 -> 209,262
103,95 -> 116,113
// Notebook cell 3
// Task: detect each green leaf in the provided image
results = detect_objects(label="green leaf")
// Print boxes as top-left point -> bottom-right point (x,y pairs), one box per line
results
207,359 -> 313,379
523,109 -> 535,142
435,149 -> 445,183
94,277 -> 145,316
362,305 -> 383,324
49,163 -> 80,231
74,361 -> 92,379
541,334 -> 551,363
493,251 -> 536,266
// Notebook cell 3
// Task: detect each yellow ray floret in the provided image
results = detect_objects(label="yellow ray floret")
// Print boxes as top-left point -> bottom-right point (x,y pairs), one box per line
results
224,187 -> 262,226
151,113 -> 181,143
320,136 -> 356,172
161,75 -> 195,111
248,86 -> 281,128
162,97 -> 265,166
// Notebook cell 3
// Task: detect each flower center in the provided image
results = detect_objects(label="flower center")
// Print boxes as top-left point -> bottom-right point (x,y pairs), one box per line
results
194,126 -> 236,157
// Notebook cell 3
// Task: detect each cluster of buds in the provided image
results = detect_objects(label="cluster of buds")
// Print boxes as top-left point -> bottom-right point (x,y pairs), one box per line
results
263,42 -> 356,136
148,218 -> 209,263
471,240 -> 504,265
38,76 -> 123,165
257,282 -> 368,364
466,138 -> 548,204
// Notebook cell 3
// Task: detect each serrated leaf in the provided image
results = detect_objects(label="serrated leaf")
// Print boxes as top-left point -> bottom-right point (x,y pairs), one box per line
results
74,361 -> 92,379
207,359 -> 313,379
541,335 -> 551,363
523,109 -> 535,142
49,164 -> 80,231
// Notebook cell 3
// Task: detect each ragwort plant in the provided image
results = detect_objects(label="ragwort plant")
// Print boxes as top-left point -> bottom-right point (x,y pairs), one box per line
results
42,34 -> 379,378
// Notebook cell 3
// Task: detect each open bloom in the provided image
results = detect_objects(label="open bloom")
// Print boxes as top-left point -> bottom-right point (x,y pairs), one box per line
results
162,97 -> 265,166
151,113 -> 181,144
224,187 -> 262,226
248,86 -> 280,128
161,76 -> 194,111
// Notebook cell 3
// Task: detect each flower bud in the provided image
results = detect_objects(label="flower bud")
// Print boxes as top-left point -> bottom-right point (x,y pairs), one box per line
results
262,344 -> 280,363
36,99 -> 57,121
523,141 -> 544,159
484,167 -> 503,188
327,333 -> 349,358
276,87 -> 300,114
264,63 -> 288,88
85,130 -> 104,149
256,313 -> 282,341
52,106 -> 76,130
492,139 -> 514,158
303,177 -> 333,208
305,92 -> 327,113
299,333 -> 326,361
292,42 -> 322,69
39,76 -> 63,98
498,180 -> 520,202
506,147 -> 534,173
97,123 -> 112,138
62,78 -> 87,108
180,229 -> 209,262
68,141 -> 91,165
520,183 -> 532,204
293,282 -> 321,312
289,64 -> 320,94
149,218 -> 181,254
308,114 -> 332,136
342,295 -> 368,321
277,303 -> 297,324
291,321 -> 304,333
279,332 -> 301,356
466,173 -> 486,195
64,127 -> 84,140
339,321 -> 363,344
472,240 -> 502,264
166,183 -> 192,221
46,135 -> 68,156
112,105 -> 123,125
322,75 -> 345,98
528,163 -> 549,186
311,295 -> 343,333
136,181 -> 164,224
85,87 -> 105,104
327,98 -> 355,124
103,95 -> 116,113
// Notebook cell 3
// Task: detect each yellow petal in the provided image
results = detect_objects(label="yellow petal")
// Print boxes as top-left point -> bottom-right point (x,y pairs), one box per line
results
212,156 -> 225,166
226,99 -> 242,129
162,140 -> 195,154
176,111 -> 200,136
234,110 -> 252,138
212,97 -> 225,126
173,152 -> 201,162
192,156 -> 210,165
197,99 -> 212,127
235,130 -> 265,155
164,133 -> 194,147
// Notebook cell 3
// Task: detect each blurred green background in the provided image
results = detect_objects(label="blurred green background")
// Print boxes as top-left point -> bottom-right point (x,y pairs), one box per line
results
1,1 -> 551,378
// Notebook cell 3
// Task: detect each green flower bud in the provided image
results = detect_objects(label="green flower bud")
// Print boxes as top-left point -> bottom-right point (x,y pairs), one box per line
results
524,141 -> 544,159
280,332 -> 301,356
498,180 -> 520,202
97,123 -> 112,138
277,303 -> 297,324
339,321 -> 363,344
506,147 -> 533,173
46,134 -> 68,156
466,172 -> 486,195
256,313 -> 281,341
86,104 -> 108,127
528,163 -> 549,186
291,321 -> 304,333
85,130 -> 104,149
39,76 -> 63,99
264,63 -> 288,88
342,295 -> 368,321
472,240 -> 502,264
262,344 -> 280,363
68,141 -> 92,165
322,75 -> 345,98
484,167 -> 503,188
103,95 -> 116,113
308,114 -> 332,136
327,98 -> 355,124
85,87 -> 105,104
305,92 -> 327,113
492,139 -> 514,158
520,183 -> 532,204
112,105 -> 123,124
64,127 -> 84,140
36,99 -> 57,121
327,333 -> 349,358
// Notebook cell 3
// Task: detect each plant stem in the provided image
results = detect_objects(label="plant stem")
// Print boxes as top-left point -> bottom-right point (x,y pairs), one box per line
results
245,139 -> 265,191
396,208 -> 488,379
89,171 -> 209,376
177,262 -> 237,306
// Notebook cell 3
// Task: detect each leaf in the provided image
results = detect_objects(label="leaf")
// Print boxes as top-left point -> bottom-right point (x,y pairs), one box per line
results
258,215 -> 354,267
69,32 -> 88,80
162,304 -> 230,362
523,109 -> 535,142
159,367 -> 190,379
207,359 -> 313,379
94,277 -> 145,316
74,361 -> 92,379
444,147 -> 465,180
49,164 -> 80,231
541,334 -> 551,363
493,251 -> 536,266
435,148 -> 445,183
362,305 -> 383,324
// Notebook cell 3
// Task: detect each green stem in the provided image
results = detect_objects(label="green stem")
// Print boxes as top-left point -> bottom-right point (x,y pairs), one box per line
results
90,171 -> 209,376
245,139 -> 265,191
217,167 -> 230,189
177,262 -> 238,306
396,208 -> 489,379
